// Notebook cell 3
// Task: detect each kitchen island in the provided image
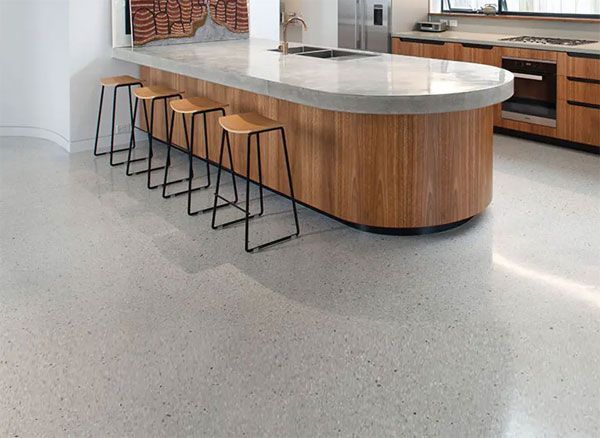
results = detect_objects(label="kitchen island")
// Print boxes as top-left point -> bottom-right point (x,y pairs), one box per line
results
113,39 -> 513,234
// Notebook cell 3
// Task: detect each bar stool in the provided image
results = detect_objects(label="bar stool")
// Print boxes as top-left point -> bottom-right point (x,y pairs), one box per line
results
126,86 -> 183,190
211,112 -> 300,253
93,75 -> 143,166
163,97 -> 238,216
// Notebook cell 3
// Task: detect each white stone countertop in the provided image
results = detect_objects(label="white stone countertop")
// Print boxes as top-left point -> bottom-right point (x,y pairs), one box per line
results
393,31 -> 600,55
112,39 -> 513,115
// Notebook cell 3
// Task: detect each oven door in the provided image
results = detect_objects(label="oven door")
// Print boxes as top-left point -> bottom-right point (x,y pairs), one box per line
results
502,57 -> 558,128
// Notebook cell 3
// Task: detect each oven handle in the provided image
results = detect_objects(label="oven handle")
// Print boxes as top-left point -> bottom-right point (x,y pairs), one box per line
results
513,72 -> 544,81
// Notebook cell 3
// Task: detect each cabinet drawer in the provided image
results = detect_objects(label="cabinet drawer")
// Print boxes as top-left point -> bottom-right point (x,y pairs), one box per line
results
562,101 -> 600,147
564,77 -> 600,105
392,38 -> 455,60
452,43 -> 500,66
502,47 -> 557,62
564,53 -> 600,81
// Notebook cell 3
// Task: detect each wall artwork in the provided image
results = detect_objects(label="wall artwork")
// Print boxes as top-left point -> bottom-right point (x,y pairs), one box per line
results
130,0 -> 249,47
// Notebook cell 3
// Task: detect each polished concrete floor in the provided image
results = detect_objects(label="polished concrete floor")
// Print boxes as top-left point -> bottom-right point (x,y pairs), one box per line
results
0,135 -> 599,437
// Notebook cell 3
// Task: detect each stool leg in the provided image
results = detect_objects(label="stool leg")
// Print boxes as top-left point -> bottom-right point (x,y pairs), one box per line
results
281,128 -> 301,237
225,130 -> 239,203
203,129 -> 241,217
211,130 -> 228,229
244,134 -> 253,253
202,112 -> 211,187
109,85 -> 142,166
145,99 -> 154,188
256,133 -> 265,216
161,108 -> 177,198
128,85 -> 136,152
108,86 -> 118,164
186,114 -> 196,214
244,128 -> 300,253
93,86 -> 105,156
126,97 -> 139,176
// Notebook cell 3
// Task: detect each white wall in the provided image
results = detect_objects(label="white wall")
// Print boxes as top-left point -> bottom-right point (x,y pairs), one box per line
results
282,0 -> 338,47
249,0 -> 280,40
428,12 -> 600,39
0,0 -> 71,149
393,0 -> 430,32
69,0 -> 140,153
0,0 -> 281,153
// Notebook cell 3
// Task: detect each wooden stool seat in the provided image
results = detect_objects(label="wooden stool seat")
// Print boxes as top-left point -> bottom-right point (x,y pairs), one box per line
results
134,86 -> 181,100
170,97 -> 228,114
100,75 -> 142,87
218,112 -> 283,135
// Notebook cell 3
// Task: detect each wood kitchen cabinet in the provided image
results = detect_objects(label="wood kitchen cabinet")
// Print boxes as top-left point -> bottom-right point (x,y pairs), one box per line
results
392,37 -> 599,150
557,52 -> 600,147
392,38 -> 455,60
451,42 -> 501,66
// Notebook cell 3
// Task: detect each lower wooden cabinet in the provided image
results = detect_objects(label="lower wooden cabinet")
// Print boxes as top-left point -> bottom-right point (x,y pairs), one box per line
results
452,42 -> 500,66
392,38 -> 455,60
559,101 -> 600,146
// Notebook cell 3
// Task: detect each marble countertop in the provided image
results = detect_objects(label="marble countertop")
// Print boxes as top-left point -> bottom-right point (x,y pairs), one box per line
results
112,39 -> 513,115
393,31 -> 600,55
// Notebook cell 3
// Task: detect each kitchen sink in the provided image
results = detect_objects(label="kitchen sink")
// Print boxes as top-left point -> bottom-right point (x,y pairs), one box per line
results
297,49 -> 378,59
268,45 -> 326,54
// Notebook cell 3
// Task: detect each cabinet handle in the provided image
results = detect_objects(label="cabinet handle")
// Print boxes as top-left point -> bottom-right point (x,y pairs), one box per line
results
399,37 -> 445,46
567,76 -> 600,85
567,52 -> 600,60
514,73 -> 544,81
567,100 -> 600,110
461,43 -> 493,50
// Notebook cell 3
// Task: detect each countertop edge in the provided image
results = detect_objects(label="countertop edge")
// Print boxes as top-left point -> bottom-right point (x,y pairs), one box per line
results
392,31 -> 600,56
113,46 -> 513,115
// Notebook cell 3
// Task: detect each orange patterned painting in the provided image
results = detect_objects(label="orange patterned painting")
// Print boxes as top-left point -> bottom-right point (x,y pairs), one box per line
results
131,0 -> 249,46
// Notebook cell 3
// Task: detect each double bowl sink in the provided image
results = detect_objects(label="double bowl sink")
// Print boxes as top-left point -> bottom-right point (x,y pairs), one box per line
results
269,46 -> 378,60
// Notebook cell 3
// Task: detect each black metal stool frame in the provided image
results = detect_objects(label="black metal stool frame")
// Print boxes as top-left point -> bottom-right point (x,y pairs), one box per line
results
126,92 -> 182,190
162,107 -> 238,216
93,81 -> 145,167
210,127 -> 300,253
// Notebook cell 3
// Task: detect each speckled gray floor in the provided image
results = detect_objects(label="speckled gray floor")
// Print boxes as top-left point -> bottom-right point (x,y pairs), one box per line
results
0,135 -> 599,437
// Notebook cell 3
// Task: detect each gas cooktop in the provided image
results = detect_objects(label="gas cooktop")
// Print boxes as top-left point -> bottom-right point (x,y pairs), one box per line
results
500,36 -> 598,46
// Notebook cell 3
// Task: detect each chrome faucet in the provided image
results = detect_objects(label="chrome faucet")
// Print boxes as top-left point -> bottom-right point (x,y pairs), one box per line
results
280,16 -> 308,55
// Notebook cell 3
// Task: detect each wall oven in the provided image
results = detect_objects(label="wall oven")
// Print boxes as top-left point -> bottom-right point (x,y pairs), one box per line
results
501,57 -> 557,128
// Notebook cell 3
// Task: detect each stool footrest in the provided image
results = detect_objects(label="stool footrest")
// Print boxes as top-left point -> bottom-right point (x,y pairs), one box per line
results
111,156 -> 145,167
204,195 -> 259,224
248,233 -> 299,253
93,146 -> 132,157
190,201 -> 230,216
128,164 -> 167,175
164,183 -> 209,199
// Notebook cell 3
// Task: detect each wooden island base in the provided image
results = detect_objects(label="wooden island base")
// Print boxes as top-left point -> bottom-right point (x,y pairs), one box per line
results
139,66 -> 494,233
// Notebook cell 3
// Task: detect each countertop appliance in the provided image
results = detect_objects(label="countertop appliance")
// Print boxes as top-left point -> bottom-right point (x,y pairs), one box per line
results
502,57 -> 557,128
418,21 -> 447,33
338,0 -> 391,53
500,36 -> 598,46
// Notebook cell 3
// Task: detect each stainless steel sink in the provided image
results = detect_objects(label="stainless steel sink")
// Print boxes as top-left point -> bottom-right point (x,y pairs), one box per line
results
268,45 -> 326,54
296,49 -> 378,59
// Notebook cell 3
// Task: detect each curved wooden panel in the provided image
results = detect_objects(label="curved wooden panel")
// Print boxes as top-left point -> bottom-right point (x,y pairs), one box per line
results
141,67 -> 494,229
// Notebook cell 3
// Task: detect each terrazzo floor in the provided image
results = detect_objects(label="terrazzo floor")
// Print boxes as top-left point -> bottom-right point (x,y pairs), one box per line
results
0,135 -> 599,437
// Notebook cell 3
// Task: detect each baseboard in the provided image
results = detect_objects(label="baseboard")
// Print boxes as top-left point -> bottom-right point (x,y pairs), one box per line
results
0,126 -> 145,154
0,126 -> 70,151
69,131 -> 145,154
494,127 -> 600,155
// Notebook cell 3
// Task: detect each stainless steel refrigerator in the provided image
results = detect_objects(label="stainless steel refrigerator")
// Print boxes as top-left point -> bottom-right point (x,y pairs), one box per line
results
338,0 -> 391,53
